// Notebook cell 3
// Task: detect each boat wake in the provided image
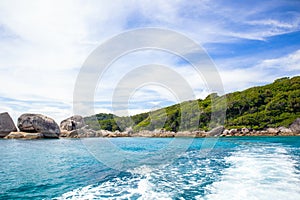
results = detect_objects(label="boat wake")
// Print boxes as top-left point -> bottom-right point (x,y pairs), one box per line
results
204,144 -> 300,200
56,143 -> 300,200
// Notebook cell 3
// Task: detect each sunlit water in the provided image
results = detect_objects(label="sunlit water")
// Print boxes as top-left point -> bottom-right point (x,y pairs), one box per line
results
1,137 -> 300,199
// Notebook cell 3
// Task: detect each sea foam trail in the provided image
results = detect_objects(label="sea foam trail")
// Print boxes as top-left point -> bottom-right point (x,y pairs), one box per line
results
55,150 -> 226,200
55,142 -> 300,200
56,165 -> 172,200
203,145 -> 300,200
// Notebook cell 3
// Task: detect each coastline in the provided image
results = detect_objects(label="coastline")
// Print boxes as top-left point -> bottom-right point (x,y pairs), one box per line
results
58,122 -> 300,138
5,127 -> 300,139
58,128 -> 300,138
1,112 -> 299,139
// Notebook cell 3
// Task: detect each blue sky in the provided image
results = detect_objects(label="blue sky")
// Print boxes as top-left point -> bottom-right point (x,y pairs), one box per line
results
0,0 -> 299,122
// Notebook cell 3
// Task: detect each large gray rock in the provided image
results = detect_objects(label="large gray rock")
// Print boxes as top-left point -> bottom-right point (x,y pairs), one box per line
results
0,112 -> 17,137
18,113 -> 60,138
278,127 -> 292,133
207,126 -> 224,137
59,115 -> 102,138
290,118 -> 300,134
60,115 -> 86,131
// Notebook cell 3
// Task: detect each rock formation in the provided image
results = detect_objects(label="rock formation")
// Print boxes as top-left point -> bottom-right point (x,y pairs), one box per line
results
290,118 -> 300,134
1,112 -> 299,139
59,115 -> 96,138
207,126 -> 224,137
17,113 -> 60,138
60,115 -> 86,131
5,132 -> 42,139
0,112 -> 17,138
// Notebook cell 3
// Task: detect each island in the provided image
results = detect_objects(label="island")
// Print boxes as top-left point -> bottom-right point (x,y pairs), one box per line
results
1,76 -> 299,139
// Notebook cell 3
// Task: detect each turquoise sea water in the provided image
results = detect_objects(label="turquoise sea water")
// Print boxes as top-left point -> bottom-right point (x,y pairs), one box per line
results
1,137 -> 300,199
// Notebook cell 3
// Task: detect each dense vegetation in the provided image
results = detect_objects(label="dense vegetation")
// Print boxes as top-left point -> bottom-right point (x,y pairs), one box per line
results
85,76 -> 300,132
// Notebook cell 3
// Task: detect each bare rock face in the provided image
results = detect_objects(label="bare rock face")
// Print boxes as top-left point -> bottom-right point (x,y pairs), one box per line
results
194,130 -> 206,137
290,118 -> 300,134
176,131 -> 195,137
124,127 -> 133,135
59,116 -> 100,138
229,129 -> 238,135
266,128 -> 279,135
76,126 -> 97,137
5,132 -> 42,139
0,112 -> 17,137
241,127 -> 250,134
207,126 -> 224,137
59,130 -> 79,138
278,127 -> 292,134
17,113 -> 60,138
60,115 -> 86,131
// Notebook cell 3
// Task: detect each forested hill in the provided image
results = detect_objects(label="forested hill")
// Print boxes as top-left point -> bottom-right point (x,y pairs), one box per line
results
85,76 -> 300,132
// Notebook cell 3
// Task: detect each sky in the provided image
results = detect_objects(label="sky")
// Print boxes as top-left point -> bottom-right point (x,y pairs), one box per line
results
0,0 -> 300,122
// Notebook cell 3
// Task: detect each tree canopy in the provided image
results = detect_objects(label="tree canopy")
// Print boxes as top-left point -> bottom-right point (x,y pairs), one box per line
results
85,76 -> 300,132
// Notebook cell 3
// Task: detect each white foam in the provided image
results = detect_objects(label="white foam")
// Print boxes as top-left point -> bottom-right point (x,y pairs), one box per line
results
56,145 -> 300,200
56,165 -> 172,200
204,145 -> 300,200
127,165 -> 172,200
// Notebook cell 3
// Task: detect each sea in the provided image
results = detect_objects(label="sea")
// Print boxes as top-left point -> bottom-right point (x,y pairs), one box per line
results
1,137 -> 300,200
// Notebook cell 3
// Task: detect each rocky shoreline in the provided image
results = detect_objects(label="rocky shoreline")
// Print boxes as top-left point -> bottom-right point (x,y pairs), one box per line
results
0,112 -> 300,139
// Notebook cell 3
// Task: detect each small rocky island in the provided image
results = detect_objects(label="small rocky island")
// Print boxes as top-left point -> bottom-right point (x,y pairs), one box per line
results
0,112 -> 300,139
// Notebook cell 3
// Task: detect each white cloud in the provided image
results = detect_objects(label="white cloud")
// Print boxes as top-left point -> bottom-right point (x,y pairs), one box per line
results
0,98 -> 71,124
247,19 -> 296,29
218,49 -> 300,93
0,0 -> 299,120
0,0 -> 135,119
258,49 -> 300,71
